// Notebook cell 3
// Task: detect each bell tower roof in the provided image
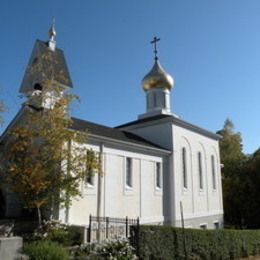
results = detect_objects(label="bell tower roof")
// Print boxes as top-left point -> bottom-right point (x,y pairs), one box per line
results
19,24 -> 73,95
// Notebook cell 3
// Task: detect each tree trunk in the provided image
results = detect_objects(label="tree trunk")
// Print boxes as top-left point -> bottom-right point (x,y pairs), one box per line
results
37,205 -> 42,229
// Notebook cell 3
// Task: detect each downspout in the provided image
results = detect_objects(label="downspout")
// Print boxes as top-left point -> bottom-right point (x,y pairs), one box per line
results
97,143 -> 104,242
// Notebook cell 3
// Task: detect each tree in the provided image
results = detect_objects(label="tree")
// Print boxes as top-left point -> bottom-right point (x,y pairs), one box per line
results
217,118 -> 245,227
1,51 -> 99,227
217,119 -> 260,228
217,118 -> 244,178
238,148 -> 260,228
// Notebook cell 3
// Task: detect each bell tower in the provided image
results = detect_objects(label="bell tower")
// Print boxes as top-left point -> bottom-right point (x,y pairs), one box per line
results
19,21 -> 73,109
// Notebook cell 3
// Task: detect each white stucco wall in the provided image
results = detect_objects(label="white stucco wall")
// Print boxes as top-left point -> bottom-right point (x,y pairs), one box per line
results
65,141 -> 164,226
119,117 -> 224,229
172,124 -> 223,228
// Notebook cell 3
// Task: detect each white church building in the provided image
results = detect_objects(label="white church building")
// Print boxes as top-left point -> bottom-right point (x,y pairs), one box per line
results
0,26 -> 223,229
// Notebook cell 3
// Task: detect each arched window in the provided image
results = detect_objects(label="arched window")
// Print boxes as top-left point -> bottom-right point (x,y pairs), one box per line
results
126,157 -> 133,188
156,162 -> 162,189
182,147 -> 187,188
146,95 -> 150,109
211,155 -> 216,190
85,150 -> 96,186
198,152 -> 203,190
153,92 -> 157,107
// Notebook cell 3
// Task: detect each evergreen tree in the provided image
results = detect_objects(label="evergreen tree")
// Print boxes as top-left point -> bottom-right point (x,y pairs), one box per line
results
217,118 -> 245,227
239,148 -> 260,228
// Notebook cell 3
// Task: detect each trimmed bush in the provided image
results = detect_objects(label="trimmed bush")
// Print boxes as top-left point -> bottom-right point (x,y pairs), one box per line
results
131,225 -> 260,260
23,240 -> 69,260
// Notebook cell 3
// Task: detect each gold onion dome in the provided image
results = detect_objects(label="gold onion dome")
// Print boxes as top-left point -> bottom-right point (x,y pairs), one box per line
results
142,59 -> 174,91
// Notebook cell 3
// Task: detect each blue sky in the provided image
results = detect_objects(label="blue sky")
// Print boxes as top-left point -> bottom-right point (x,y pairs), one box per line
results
0,1 -> 260,154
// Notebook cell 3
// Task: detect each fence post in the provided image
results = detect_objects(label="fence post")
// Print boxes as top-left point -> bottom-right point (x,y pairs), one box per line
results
88,214 -> 92,243
136,217 -> 140,258
126,216 -> 128,237
106,217 -> 109,239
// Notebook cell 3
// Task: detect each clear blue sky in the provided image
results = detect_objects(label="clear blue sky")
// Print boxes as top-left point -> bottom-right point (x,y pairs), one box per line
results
0,1 -> 260,154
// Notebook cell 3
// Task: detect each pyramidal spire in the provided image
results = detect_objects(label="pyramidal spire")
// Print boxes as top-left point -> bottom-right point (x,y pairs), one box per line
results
48,18 -> 56,51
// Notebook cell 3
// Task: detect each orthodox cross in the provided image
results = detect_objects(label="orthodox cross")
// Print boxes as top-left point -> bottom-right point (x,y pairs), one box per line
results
150,36 -> 160,60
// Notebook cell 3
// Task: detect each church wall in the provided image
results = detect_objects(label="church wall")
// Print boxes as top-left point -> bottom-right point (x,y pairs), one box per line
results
65,141 -> 164,226
103,153 -> 141,218
140,159 -> 163,223
120,122 -> 174,224
172,124 -> 223,228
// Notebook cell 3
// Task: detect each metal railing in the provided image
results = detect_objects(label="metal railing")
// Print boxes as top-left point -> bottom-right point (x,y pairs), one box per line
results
87,215 -> 139,243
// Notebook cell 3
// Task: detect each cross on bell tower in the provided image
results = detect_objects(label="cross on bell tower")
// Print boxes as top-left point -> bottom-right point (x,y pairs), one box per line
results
150,36 -> 160,60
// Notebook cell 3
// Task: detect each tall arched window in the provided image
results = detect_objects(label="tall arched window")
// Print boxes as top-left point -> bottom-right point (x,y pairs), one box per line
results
126,157 -> 133,188
198,152 -> 203,190
153,92 -> 157,107
182,147 -> 187,189
211,155 -> 216,190
156,162 -> 162,189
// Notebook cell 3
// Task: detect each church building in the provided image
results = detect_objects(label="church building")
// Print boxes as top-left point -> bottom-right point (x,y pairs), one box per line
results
0,25 -> 223,229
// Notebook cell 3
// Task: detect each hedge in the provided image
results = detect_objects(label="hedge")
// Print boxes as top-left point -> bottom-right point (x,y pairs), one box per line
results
131,225 -> 260,260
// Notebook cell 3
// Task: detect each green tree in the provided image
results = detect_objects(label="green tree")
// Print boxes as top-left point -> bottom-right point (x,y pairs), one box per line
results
217,119 -> 260,228
239,148 -> 260,228
217,118 -> 244,177
217,118 -> 245,227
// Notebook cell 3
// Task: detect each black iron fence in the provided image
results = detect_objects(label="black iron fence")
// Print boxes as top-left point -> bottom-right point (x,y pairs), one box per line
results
87,215 -> 139,243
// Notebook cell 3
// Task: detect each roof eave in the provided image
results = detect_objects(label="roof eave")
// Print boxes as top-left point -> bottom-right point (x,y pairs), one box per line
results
87,133 -> 171,154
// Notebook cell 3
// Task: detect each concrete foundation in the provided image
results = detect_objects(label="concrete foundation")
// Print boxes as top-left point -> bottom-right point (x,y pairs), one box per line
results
0,236 -> 23,260
175,213 -> 224,229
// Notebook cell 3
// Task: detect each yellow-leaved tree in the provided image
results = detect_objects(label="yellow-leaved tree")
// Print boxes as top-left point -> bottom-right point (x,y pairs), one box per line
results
1,51 -> 100,228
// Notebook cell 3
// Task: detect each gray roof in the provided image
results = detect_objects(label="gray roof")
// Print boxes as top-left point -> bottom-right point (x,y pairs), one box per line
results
19,40 -> 73,94
116,114 -> 221,140
71,117 -> 168,151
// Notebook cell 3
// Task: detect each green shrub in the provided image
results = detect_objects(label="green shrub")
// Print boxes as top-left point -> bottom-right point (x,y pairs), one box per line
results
23,240 -> 69,260
24,220 -> 82,246
69,243 -> 95,259
131,225 -> 260,260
